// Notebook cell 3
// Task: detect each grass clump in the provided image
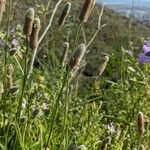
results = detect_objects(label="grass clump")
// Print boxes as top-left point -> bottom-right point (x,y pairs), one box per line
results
0,0 -> 150,150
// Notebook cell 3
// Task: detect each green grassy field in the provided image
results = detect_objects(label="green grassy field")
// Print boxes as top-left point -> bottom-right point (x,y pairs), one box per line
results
0,0 -> 150,149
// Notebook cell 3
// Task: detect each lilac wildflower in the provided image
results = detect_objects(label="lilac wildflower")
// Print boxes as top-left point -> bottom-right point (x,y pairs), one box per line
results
11,38 -> 19,48
138,42 -> 150,63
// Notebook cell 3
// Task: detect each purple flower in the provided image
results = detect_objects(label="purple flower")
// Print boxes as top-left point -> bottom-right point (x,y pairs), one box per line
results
138,42 -> 150,63
11,38 -> 19,47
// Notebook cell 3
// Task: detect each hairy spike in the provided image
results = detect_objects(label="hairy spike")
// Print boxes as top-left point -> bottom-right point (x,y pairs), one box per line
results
0,0 -> 6,21
98,56 -> 109,76
58,2 -> 71,26
79,0 -> 96,23
60,42 -> 69,66
69,43 -> 86,71
137,112 -> 145,135
7,64 -> 14,90
30,18 -> 41,49
23,8 -> 35,36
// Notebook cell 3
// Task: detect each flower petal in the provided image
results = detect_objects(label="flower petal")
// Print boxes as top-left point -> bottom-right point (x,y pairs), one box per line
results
143,43 -> 150,53
138,53 -> 150,63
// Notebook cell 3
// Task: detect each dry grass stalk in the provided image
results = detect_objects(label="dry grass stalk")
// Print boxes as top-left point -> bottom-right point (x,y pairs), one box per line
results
58,2 -> 71,26
60,42 -> 69,66
0,0 -> 6,21
98,56 -> 109,76
137,112 -> 145,135
79,0 -> 96,23
30,18 -> 41,49
23,8 -> 35,36
68,43 -> 86,71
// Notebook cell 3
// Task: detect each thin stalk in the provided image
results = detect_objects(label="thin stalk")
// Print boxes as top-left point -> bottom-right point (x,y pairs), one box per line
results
14,56 -> 24,76
44,68 -> 69,149
86,5 -> 105,49
16,36 -> 29,121
60,69 -> 70,148
27,47 -> 37,79
73,22 -> 82,49
2,0 -> 12,128
39,0 -> 62,44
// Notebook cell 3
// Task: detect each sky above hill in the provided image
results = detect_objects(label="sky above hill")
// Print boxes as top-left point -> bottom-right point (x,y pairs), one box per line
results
97,0 -> 150,6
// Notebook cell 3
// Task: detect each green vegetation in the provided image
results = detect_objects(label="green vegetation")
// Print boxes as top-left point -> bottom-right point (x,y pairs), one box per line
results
0,0 -> 150,149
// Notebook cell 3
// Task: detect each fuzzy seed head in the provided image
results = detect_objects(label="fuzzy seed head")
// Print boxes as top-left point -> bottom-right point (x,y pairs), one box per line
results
8,64 -> 14,76
69,43 -> 86,71
23,8 -> 35,36
0,0 -> 6,21
98,56 -> 109,76
58,2 -> 71,26
0,83 -> 4,94
137,112 -> 145,135
79,0 -> 96,23
7,64 -> 14,90
60,42 -> 69,66
30,18 -> 41,49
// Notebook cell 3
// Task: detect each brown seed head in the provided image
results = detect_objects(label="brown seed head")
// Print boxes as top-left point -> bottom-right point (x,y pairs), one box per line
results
0,0 -> 6,21
79,0 -> 96,23
30,18 -> 41,49
69,43 -> 86,71
137,112 -> 145,135
98,56 -> 109,76
23,8 -> 35,36
60,42 -> 69,66
58,2 -> 71,26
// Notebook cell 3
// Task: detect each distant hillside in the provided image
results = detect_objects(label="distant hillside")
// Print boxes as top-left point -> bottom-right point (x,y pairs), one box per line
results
4,0 -> 150,67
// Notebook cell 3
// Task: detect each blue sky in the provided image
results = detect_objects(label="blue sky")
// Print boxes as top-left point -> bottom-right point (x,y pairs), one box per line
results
97,0 -> 150,6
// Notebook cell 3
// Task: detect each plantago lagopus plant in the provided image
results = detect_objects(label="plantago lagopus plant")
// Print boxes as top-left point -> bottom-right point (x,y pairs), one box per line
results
7,64 -> 14,90
0,0 -> 6,21
137,112 -> 145,135
60,42 -> 69,66
29,18 -> 41,49
68,43 -> 86,71
98,56 -> 109,76
23,8 -> 35,37
79,0 -> 96,23
58,2 -> 71,26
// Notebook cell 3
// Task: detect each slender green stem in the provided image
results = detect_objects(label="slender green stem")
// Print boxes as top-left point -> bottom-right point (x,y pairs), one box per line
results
44,67 -> 69,149
60,70 -> 70,148
73,22 -> 82,49
2,0 -> 12,129
16,36 -> 29,121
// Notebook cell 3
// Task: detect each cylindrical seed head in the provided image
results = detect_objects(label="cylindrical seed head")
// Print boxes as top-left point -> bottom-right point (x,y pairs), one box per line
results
137,112 -> 145,135
0,0 -> 6,21
68,43 -> 86,71
30,18 -> 41,49
58,2 -> 71,26
60,42 -> 69,66
23,8 -> 35,36
98,56 -> 109,76
7,64 -> 14,89
79,0 -> 96,23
